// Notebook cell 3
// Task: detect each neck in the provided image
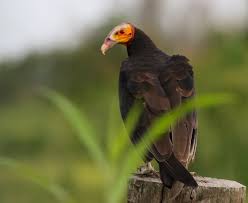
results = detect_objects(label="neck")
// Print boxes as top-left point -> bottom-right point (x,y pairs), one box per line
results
127,28 -> 157,57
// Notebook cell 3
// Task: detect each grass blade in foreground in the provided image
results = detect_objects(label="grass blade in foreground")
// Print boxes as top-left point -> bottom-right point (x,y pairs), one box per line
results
42,89 -> 106,167
108,93 -> 235,203
108,102 -> 143,163
0,157 -> 75,203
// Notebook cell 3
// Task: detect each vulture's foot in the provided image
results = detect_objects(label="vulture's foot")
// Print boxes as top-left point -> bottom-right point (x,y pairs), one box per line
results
136,162 -> 159,178
190,171 -> 197,176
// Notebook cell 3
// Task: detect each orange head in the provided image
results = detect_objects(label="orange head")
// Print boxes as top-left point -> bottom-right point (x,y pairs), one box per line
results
101,23 -> 135,55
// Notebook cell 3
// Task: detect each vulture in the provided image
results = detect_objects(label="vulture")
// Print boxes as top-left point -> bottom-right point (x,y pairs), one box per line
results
101,23 -> 198,189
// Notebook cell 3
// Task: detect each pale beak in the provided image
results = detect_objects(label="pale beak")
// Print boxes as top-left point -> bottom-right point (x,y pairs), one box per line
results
101,37 -> 117,55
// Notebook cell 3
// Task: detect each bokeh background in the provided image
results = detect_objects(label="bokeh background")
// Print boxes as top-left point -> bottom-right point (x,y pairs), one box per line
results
0,0 -> 248,202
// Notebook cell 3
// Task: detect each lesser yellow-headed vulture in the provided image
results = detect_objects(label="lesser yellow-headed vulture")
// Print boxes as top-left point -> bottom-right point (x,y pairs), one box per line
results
101,23 -> 198,188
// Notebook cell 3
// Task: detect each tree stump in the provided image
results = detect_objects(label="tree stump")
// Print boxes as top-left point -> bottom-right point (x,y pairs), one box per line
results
128,175 -> 246,203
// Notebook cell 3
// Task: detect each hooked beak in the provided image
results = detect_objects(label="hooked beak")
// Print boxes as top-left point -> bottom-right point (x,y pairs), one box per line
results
101,37 -> 117,55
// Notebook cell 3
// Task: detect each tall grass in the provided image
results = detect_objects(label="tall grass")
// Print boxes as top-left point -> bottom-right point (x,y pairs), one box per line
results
0,90 -> 235,203
0,157 -> 75,203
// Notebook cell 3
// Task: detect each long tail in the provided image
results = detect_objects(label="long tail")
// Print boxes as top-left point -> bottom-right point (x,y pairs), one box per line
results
158,153 -> 198,188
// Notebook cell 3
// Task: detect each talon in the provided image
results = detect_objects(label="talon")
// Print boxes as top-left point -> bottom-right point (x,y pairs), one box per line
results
190,172 -> 197,176
136,162 -> 159,178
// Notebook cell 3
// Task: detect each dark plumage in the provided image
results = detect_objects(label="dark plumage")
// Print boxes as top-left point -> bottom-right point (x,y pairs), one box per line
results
118,28 -> 198,188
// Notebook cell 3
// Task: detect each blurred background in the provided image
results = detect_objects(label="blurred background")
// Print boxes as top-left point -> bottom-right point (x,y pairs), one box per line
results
0,0 -> 248,202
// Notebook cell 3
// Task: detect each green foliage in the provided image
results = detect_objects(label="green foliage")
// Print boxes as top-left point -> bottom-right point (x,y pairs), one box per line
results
42,88 -> 106,167
41,90 -> 233,203
0,157 -> 75,203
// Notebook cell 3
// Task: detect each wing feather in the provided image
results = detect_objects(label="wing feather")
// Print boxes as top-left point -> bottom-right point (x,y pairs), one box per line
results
119,55 -> 197,166
122,70 -> 173,161
160,55 -> 197,166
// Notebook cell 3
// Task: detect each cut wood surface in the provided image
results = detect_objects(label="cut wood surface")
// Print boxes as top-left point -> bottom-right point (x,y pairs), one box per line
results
128,175 -> 246,203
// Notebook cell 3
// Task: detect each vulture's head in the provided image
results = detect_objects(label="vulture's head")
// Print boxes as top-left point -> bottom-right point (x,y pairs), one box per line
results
101,23 -> 135,55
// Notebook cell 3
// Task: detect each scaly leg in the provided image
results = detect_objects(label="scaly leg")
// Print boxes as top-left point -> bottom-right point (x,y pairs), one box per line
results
136,162 -> 158,177
190,171 -> 197,176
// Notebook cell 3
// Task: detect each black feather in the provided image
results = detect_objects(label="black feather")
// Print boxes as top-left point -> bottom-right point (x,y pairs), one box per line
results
159,154 -> 198,188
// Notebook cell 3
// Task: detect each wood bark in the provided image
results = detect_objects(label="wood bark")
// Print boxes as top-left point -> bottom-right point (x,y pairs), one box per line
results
128,175 -> 246,203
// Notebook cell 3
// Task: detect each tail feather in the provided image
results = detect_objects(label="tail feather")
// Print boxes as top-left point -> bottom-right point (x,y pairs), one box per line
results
159,163 -> 174,188
159,153 -> 198,188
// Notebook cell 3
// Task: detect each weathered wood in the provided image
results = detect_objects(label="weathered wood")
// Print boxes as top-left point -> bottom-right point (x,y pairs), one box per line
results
128,175 -> 246,203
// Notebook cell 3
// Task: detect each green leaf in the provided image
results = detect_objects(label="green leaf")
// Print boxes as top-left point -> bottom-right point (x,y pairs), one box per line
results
0,157 -> 76,203
105,97 -> 121,159
108,102 -> 143,163
41,88 -> 106,167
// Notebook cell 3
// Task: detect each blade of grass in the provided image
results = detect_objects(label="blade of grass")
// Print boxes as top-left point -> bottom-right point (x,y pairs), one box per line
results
106,97 -> 121,159
108,93 -> 235,203
0,157 -> 76,203
41,88 -> 106,167
108,102 -> 143,163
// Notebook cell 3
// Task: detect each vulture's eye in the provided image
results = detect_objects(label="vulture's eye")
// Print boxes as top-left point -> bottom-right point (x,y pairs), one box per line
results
120,30 -> 125,34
